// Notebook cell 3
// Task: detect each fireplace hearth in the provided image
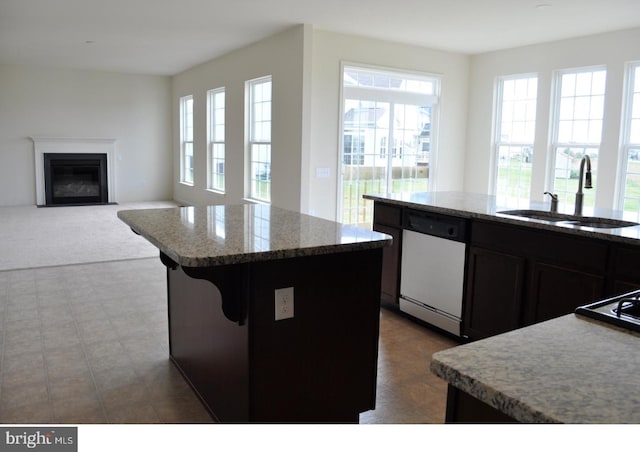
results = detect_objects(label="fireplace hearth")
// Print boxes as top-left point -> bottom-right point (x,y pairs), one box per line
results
44,153 -> 109,206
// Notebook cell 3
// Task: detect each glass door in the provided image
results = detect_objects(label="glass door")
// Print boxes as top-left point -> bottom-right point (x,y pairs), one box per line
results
339,66 -> 438,227
341,99 -> 432,227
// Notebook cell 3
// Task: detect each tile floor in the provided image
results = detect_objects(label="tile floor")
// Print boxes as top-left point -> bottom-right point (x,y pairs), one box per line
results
0,257 -> 457,424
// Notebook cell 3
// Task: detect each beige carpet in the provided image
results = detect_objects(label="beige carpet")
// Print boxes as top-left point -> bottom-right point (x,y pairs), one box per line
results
0,201 -> 178,271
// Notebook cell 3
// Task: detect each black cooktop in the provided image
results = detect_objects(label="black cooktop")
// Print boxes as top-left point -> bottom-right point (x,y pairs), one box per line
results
575,289 -> 640,333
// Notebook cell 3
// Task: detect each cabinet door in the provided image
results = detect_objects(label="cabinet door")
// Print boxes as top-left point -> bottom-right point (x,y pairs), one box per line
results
612,280 -> 640,295
526,262 -> 605,324
463,246 -> 525,340
610,244 -> 640,295
373,223 -> 401,305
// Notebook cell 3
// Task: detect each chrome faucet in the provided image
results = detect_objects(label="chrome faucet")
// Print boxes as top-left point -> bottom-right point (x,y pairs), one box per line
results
574,155 -> 593,216
544,192 -> 558,213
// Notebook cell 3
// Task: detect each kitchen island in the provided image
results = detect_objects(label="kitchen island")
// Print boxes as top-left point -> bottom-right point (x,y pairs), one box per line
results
364,191 -> 640,340
118,204 -> 391,423
430,313 -> 640,423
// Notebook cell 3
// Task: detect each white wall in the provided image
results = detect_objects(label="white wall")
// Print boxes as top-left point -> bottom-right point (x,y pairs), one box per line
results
171,25 -> 309,211
170,26 -> 469,220
4,26 -> 638,216
308,29 -> 470,220
465,27 -> 640,210
0,64 -> 173,206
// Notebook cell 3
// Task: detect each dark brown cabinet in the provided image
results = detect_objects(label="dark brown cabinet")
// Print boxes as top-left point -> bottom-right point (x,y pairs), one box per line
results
372,203 -> 403,306
464,246 -> 525,339
526,262 -> 605,323
610,243 -> 640,294
463,220 -> 608,340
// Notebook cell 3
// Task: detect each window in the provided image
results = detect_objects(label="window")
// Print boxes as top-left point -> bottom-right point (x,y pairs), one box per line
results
247,76 -> 272,203
493,75 -> 538,204
340,65 -> 439,227
549,68 -> 606,211
207,88 -> 225,192
343,134 -> 365,165
619,63 -> 640,219
179,95 -> 194,185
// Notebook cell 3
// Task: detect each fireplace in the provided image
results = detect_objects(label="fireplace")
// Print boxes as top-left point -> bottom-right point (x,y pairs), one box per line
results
31,137 -> 117,206
44,153 -> 108,206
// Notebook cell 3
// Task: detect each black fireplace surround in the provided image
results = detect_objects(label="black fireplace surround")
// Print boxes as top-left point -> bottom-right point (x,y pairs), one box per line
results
43,153 -> 109,206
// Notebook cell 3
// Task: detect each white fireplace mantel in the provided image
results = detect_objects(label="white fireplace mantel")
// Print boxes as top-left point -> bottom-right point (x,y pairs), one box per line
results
30,137 -> 117,206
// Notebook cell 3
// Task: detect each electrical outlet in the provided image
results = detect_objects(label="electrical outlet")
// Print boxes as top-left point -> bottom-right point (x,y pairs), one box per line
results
274,287 -> 294,321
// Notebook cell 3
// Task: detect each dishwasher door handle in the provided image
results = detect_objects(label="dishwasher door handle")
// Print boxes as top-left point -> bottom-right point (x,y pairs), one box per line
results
399,295 -> 461,321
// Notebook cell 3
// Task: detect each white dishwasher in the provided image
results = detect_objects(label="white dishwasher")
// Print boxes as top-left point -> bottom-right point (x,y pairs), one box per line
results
400,210 -> 467,336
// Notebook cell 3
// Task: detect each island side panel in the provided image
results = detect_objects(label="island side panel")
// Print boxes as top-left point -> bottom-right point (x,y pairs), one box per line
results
445,386 -> 518,423
247,248 -> 383,422
167,264 -> 250,422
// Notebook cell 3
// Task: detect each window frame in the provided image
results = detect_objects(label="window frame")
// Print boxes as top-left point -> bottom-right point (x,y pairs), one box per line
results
179,95 -> 194,186
207,87 -> 226,193
491,73 -> 538,202
246,76 -> 272,203
547,66 -> 607,211
617,61 -> 640,218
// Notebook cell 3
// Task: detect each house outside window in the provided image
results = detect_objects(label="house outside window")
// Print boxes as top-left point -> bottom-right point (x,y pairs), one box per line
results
247,76 -> 272,203
549,67 -> 606,211
179,95 -> 194,185
207,87 -> 225,192
493,75 -> 538,204
619,62 -> 640,220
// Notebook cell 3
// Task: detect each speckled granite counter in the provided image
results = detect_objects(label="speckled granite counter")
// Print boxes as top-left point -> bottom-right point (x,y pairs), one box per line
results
364,191 -> 640,245
118,204 -> 391,267
430,314 -> 640,423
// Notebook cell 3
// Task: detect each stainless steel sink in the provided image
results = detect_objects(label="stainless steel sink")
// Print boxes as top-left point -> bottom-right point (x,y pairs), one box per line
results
559,218 -> 639,229
498,209 -> 574,222
498,209 -> 639,229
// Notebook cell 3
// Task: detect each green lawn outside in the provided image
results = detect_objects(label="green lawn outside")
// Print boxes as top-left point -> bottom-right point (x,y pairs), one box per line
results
340,160 -> 640,226
497,159 -> 640,213
623,160 -> 640,212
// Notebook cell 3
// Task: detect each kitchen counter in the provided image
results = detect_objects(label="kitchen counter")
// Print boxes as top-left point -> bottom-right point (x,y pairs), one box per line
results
367,190 -> 640,341
118,203 -> 390,267
430,314 -> 640,423
364,191 -> 640,245
118,204 -> 390,423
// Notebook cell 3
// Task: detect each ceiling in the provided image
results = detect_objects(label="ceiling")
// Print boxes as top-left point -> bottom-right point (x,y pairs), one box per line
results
2,0 -> 640,76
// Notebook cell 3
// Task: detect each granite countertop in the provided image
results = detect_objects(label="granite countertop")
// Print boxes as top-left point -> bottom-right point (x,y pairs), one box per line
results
364,191 -> 640,245
430,314 -> 640,423
117,204 -> 391,267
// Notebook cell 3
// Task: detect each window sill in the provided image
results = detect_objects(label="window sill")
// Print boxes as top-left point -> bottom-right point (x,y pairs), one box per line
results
179,181 -> 194,187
